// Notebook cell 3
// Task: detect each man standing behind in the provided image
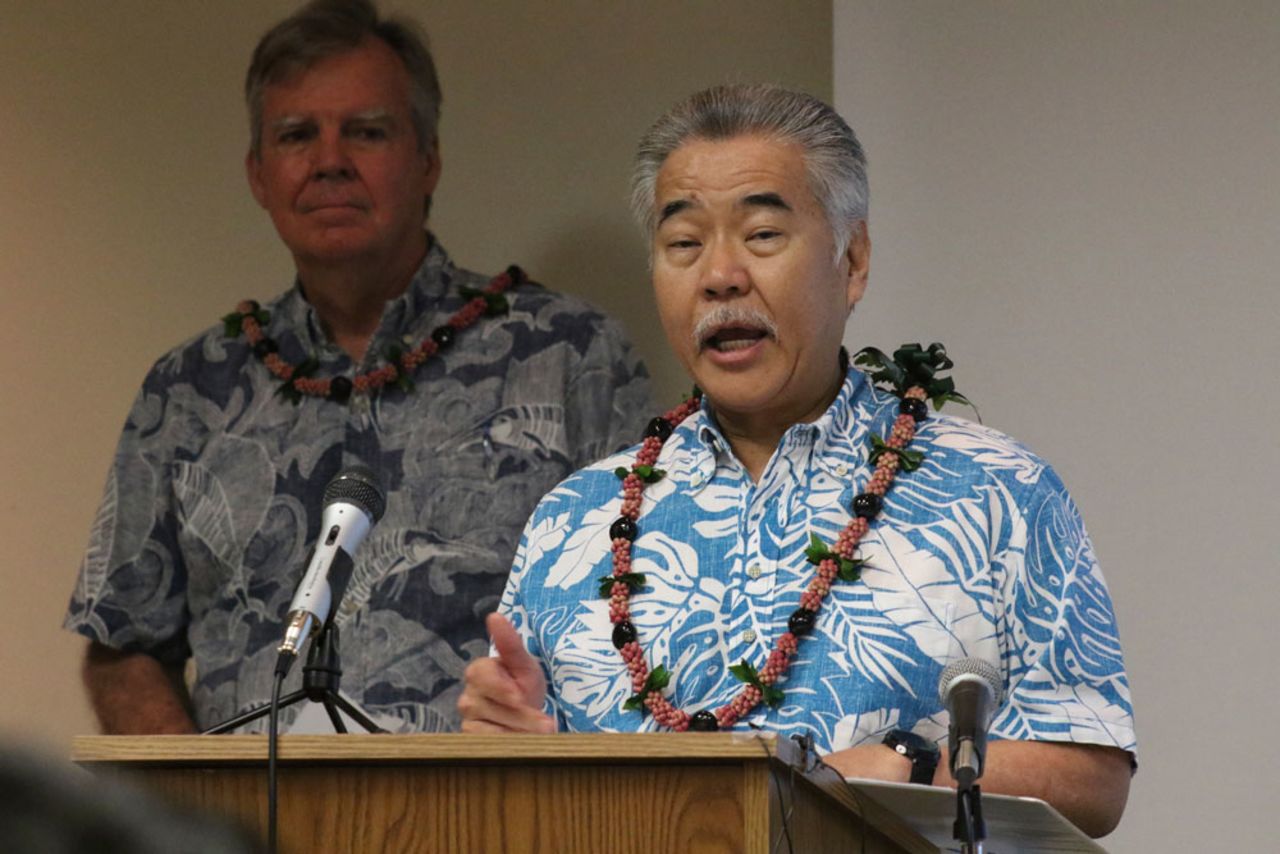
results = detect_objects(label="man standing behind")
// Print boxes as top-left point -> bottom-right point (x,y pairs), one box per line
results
460,85 -> 1134,837
64,0 -> 649,734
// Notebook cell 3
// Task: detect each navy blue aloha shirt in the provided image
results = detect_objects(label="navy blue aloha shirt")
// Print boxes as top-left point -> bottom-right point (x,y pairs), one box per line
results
64,238 -> 652,732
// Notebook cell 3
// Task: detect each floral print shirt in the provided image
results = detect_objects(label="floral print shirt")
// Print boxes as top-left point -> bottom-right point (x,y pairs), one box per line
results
501,367 -> 1136,758
65,239 -> 652,732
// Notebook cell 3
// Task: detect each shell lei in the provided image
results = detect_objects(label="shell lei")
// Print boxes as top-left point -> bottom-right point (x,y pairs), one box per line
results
602,383 -> 932,732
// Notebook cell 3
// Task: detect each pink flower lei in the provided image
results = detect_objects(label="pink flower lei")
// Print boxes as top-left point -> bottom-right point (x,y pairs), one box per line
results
222,266 -> 524,405
602,342 -> 968,732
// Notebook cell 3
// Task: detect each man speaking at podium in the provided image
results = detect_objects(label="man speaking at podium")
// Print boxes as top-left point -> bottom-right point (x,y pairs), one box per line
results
62,0 -> 649,735
459,85 -> 1135,837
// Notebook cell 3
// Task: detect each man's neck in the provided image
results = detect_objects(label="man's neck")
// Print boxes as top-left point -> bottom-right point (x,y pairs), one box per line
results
295,237 -> 428,363
713,365 -> 847,484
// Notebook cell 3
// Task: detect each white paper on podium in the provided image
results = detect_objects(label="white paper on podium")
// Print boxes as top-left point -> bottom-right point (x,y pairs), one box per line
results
286,693 -> 405,734
842,778 -> 1108,853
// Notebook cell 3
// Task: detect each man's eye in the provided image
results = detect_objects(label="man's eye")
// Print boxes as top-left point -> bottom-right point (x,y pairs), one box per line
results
277,129 -> 310,144
668,239 -> 701,250
750,229 -> 783,241
351,126 -> 388,141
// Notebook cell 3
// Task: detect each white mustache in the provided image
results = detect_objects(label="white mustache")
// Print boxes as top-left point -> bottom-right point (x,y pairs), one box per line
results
691,306 -> 779,351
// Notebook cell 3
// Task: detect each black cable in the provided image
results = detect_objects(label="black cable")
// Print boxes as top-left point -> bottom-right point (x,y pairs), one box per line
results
956,785 -> 983,851
759,734 -> 795,854
808,750 -> 871,854
267,665 -> 286,854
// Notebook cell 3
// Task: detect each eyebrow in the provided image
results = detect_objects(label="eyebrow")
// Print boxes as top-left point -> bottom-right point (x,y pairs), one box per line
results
658,199 -> 693,224
268,115 -> 311,132
346,110 -> 395,124
656,191 -> 794,226
267,110 -> 396,130
742,192 -> 792,212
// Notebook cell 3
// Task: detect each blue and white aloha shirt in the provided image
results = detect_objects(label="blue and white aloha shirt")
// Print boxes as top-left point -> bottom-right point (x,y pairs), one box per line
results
501,366 -> 1136,758
64,237 -> 652,732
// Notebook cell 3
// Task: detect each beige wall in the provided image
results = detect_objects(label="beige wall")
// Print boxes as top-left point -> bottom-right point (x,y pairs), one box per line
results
0,1 -> 830,751
836,1 -> 1279,849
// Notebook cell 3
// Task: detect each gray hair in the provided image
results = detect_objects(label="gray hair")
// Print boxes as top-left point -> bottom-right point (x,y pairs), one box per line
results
245,0 -> 442,159
630,84 -> 868,258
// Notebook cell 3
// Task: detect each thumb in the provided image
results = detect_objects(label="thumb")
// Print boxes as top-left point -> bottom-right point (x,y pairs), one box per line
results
487,612 -> 539,677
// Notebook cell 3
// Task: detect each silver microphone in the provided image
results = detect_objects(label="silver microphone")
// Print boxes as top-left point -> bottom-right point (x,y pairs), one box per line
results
938,658 -> 1003,789
277,466 -> 385,664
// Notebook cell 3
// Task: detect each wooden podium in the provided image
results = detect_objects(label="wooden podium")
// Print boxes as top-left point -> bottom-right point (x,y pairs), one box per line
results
72,733 -> 936,853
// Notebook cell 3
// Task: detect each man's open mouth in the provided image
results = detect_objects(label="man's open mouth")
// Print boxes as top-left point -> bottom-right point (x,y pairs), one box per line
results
692,307 -> 779,355
703,326 -> 770,352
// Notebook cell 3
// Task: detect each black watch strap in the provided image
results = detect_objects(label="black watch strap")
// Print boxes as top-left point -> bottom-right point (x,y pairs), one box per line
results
881,729 -> 940,785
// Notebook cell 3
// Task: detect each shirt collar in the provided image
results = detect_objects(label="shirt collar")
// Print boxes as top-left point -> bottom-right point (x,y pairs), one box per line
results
273,234 -> 454,358
671,364 -> 877,488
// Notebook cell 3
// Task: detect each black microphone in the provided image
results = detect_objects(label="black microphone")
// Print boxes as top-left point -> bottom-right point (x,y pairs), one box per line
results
937,658 -> 1002,790
275,466 -> 386,675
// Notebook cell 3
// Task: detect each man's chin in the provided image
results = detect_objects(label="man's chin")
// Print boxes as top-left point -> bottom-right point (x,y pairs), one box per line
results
690,375 -> 780,420
286,231 -> 380,265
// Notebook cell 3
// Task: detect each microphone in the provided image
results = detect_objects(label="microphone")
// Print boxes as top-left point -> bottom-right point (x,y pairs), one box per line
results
276,466 -> 386,673
938,658 -> 1003,790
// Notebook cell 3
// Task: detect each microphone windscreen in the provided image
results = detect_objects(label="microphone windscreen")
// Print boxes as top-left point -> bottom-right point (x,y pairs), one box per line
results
323,466 -> 387,522
937,657 -> 1003,704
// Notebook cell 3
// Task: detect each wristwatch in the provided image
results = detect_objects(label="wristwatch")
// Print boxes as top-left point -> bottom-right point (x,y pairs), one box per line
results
881,729 -> 940,785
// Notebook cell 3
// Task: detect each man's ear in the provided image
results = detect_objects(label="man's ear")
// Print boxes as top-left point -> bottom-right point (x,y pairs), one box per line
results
422,138 -> 442,197
843,221 -> 871,310
245,149 -> 268,209
420,139 -> 443,220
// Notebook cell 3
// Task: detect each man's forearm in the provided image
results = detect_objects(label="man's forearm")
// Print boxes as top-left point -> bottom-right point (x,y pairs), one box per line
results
967,740 -> 1131,838
824,738 -> 1131,838
82,641 -> 197,734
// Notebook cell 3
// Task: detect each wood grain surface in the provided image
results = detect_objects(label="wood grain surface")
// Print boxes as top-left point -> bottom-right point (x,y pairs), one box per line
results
74,733 -> 936,853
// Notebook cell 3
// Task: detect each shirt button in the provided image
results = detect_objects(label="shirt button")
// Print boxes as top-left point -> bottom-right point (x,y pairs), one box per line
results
747,564 -> 763,579
741,629 -> 757,643
835,463 -> 849,476
691,473 -> 705,487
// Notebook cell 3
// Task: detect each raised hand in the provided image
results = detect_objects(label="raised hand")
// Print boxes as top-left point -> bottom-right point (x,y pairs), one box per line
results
458,612 -> 555,733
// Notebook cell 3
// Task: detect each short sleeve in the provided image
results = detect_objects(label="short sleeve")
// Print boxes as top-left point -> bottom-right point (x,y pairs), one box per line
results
498,512 -> 566,728
63,371 -> 191,665
991,465 -> 1137,757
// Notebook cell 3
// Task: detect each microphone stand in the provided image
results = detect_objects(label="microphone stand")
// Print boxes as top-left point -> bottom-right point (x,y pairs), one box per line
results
203,622 -> 384,735
951,735 -> 987,853
954,782 -> 986,854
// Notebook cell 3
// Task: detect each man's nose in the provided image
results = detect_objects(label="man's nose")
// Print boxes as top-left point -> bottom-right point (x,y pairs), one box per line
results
700,240 -> 751,298
312,128 -> 354,180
